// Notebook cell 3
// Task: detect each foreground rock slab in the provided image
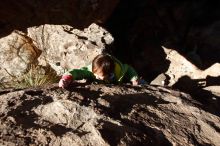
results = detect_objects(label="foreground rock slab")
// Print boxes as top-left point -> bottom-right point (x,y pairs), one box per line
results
0,84 -> 220,146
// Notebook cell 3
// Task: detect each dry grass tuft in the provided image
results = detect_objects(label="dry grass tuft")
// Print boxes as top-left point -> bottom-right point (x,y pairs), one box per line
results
2,64 -> 60,89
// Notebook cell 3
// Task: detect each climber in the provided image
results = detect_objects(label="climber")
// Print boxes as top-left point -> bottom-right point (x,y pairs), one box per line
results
59,53 -> 145,88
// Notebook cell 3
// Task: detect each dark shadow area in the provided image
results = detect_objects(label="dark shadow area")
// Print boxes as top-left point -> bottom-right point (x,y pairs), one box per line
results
0,88 -> 21,96
104,0 -> 170,82
0,0 -> 110,38
206,75 -> 220,86
104,0 -> 220,82
50,123 -> 90,137
173,75 -> 220,116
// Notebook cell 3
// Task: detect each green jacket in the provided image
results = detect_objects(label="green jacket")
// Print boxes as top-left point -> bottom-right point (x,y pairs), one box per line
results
64,55 -> 138,84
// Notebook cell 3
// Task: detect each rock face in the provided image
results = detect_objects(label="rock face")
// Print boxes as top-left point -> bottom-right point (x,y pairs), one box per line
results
0,84 -> 220,146
0,23 -> 114,83
1,0 -> 220,88
0,31 -> 41,83
150,47 -> 220,114
28,23 -> 114,73
0,0 -> 117,84
152,46 -> 220,86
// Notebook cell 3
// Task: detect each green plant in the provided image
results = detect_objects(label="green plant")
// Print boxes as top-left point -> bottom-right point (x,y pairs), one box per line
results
13,65 -> 60,89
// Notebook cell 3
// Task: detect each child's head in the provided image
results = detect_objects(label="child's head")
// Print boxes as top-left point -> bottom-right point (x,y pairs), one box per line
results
92,54 -> 115,80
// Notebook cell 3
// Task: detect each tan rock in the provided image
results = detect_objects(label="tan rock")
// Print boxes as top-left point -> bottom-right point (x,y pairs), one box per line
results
0,31 -> 41,82
162,46 -> 220,86
28,24 -> 114,75
0,84 -> 220,145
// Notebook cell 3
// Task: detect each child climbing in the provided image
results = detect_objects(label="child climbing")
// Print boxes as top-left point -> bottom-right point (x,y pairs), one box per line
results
59,53 -> 144,88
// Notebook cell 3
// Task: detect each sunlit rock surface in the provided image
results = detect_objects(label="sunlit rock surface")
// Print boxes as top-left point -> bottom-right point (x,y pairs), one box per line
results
28,23 -> 114,73
0,23 -> 114,83
0,31 -> 41,83
0,84 -> 220,146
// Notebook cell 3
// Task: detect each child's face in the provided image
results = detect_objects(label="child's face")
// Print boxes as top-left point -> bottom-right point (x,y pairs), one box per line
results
93,69 -> 110,80
94,70 -> 106,80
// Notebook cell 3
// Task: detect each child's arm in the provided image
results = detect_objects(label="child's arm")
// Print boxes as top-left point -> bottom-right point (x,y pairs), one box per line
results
124,65 -> 139,85
68,66 -> 94,80
59,65 -> 94,88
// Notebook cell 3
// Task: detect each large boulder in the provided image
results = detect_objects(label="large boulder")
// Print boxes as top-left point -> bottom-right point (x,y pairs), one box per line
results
161,46 -> 220,86
28,23 -> 114,74
0,31 -> 41,83
0,23 -> 114,85
0,84 -> 219,145
150,47 -> 220,105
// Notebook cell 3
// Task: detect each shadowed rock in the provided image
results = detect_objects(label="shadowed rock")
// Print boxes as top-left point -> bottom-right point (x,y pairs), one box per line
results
0,83 -> 220,146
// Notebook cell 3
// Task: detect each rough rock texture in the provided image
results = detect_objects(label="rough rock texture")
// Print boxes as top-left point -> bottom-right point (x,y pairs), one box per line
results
150,47 -> 220,117
1,0 -> 220,87
0,31 -> 41,82
0,0 -> 117,84
28,23 -> 114,74
0,23 -> 114,83
0,84 -> 220,146
151,46 -> 220,86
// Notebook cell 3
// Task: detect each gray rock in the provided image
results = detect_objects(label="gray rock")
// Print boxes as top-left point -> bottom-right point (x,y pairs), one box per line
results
0,31 -> 41,82
0,84 -> 220,146
28,24 -> 114,75
0,23 -> 114,86
162,46 -> 220,86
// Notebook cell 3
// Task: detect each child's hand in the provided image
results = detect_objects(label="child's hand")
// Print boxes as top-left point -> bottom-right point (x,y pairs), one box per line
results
59,79 -> 70,88
131,78 -> 147,86
58,75 -> 73,88
131,80 -> 139,86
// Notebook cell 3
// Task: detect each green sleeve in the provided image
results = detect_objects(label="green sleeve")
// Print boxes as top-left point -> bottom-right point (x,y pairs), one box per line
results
64,65 -> 95,80
124,64 -> 139,81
